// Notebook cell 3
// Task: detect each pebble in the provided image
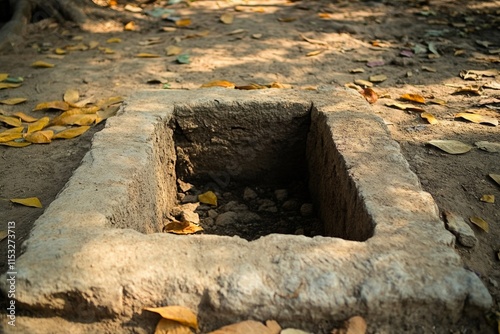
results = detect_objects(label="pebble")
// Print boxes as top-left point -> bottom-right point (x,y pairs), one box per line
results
274,189 -> 288,201
216,211 -> 238,226
444,211 -> 477,248
177,179 -> 194,192
300,203 -> 314,217
282,199 -> 298,211
258,199 -> 278,213
238,211 -> 261,223
294,228 -> 305,235
207,209 -> 218,219
181,210 -> 199,225
201,217 -> 214,226
181,194 -> 198,204
243,187 -> 258,201
223,201 -> 248,212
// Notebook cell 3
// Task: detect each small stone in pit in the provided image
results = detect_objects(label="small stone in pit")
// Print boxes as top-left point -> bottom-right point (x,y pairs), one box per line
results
207,209 -> 218,219
243,187 -> 258,201
274,189 -> 288,201
294,228 -> 305,235
177,179 -> 194,193
216,211 -> 238,226
181,194 -> 198,204
282,199 -> 298,211
300,203 -> 314,217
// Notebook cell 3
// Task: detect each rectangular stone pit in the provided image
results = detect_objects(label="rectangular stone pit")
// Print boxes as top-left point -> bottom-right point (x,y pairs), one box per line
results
1,87 -> 491,333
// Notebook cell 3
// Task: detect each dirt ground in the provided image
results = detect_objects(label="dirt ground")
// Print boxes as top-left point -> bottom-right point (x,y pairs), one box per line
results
0,0 -> 499,332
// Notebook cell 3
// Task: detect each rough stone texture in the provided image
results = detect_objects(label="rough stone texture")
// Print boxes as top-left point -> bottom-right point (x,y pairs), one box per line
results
0,87 -> 491,334
444,211 -> 477,248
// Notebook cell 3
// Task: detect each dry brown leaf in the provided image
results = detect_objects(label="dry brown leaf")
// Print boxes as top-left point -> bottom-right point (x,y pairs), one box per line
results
489,174 -> 500,186
153,318 -> 193,334
421,112 -> 438,124
208,320 -> 274,334
124,21 -> 136,31
96,96 -> 123,108
306,50 -> 324,57
400,93 -> 425,104
353,79 -> 373,87
201,80 -> 235,89
235,83 -> 267,90
452,86 -> 482,96
176,19 -> 192,27
31,60 -> 55,68
220,13 -> 234,24
0,140 -> 31,147
144,306 -> 198,330
106,37 -> 122,43
27,117 -> 50,133
10,197 -> 42,208
349,68 -> 365,73
384,102 -> 425,113
369,74 -> 387,83
469,216 -> 489,232
0,83 -> 22,89
475,141 -> 500,153
56,114 -> 97,126
0,115 -> 22,127
164,221 -> 203,235
428,98 -> 447,106
300,34 -> 328,46
0,97 -> 27,105
0,131 -> 23,143
165,45 -> 182,56
24,130 -> 54,144
33,100 -> 69,111
480,195 -> 495,203
427,140 -> 472,154
53,126 -> 90,139
360,88 -> 378,104
454,112 -> 498,126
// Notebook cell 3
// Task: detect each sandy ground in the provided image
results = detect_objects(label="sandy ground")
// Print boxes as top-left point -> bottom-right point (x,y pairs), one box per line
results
0,0 -> 499,332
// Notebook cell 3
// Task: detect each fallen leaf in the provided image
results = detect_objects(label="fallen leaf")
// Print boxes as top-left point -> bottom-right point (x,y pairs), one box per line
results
0,97 -> 27,105
369,74 -> 387,83
484,81 -> 500,90
10,197 -> 42,208
33,101 -> 69,111
469,216 -> 489,232
252,34 -> 262,39
428,42 -> 440,56
56,114 -> 97,126
66,43 -> 88,52
0,73 -> 8,81
332,316 -> 367,334
89,40 -> 99,49
427,140 -> 472,154
422,66 -> 436,72
353,79 -> 373,87
278,17 -> 297,23
99,47 -> 115,54
306,50 -> 324,57
201,80 -> 235,89
165,45 -> 182,56
428,98 -> 447,105
24,130 -> 54,143
349,68 -> 365,73
452,85 -> 482,96
53,126 -> 90,139
136,53 -> 161,58
384,102 -> 425,113
31,60 -> 55,68
176,54 -> 190,64
0,131 -> 23,143
124,21 -> 136,31
63,89 -> 80,104
490,174 -> 500,186
400,93 -> 425,104
360,87 -> 378,104
0,83 -> 22,89
235,83 -> 267,90
220,13 -> 234,24
27,117 -> 50,133
199,191 -> 217,206
460,69 -> 498,80
0,140 -> 30,147
124,4 -> 142,12
421,112 -> 438,124
106,37 -> 122,43
96,96 -> 124,108
454,112 -> 498,126
154,318 -> 192,334
175,19 -> 192,27
475,141 -> 500,152
165,220 -> 203,235
209,320 -> 276,334
0,115 -> 22,127
265,320 -> 281,334
300,34 -> 328,46
144,306 -> 198,330
480,195 -> 495,203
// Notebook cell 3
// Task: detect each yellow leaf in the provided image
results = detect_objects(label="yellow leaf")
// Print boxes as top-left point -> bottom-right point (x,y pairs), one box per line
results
0,127 -> 23,134
165,45 -> 183,56
427,140 -> 472,154
54,48 -> 66,55
64,89 -> 80,104
198,191 -> 217,206
400,93 -> 426,104
428,98 -> 447,106
24,130 -> 54,143
454,113 -> 498,126
369,74 -> 387,83
27,117 -> 50,133
99,47 -> 115,54
56,114 -> 97,126
31,60 -> 55,68
0,73 -> 8,81
201,80 -> 235,89
154,319 -> 193,334
96,96 -> 124,108
452,86 -> 482,96
349,68 -> 365,73
89,40 -> 99,49
144,306 -> 198,330
208,320 -> 273,334
12,111 -> 38,123
175,19 -> 192,27
469,216 -> 489,232
53,126 -> 90,139
300,33 -> 328,46
384,102 -> 425,113
0,97 -> 27,105
306,50 -> 324,57
0,115 -> 22,127
268,82 -> 291,89
220,13 -> 234,24
490,174 -> 500,186
10,197 -> 42,208
480,195 -> 495,203
106,37 -> 122,43
0,132 -> 23,143
235,83 -> 267,90
421,112 -> 438,124
353,79 -> 373,87
0,83 -> 22,89
124,21 -> 136,31
0,141 -> 31,147
164,221 -> 203,235
33,101 -> 70,111
136,53 -> 161,58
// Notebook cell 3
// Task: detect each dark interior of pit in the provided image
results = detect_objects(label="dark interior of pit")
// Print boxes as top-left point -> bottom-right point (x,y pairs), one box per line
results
166,100 -> 373,241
